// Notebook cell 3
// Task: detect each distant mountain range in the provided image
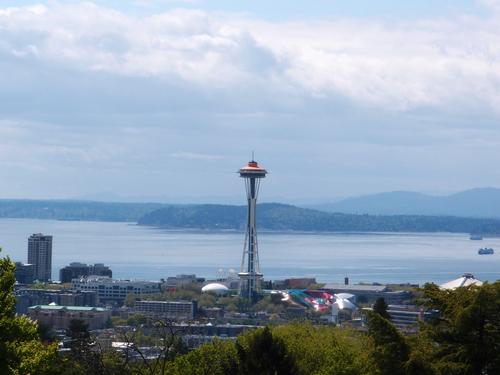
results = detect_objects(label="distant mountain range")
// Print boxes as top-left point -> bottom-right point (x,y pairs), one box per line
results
2,187 -> 500,234
308,188 -> 500,218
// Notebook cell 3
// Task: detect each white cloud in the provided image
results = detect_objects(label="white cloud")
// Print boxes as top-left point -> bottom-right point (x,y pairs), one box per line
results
0,2 -> 499,112
2,2 -> 500,199
0,3 -> 275,87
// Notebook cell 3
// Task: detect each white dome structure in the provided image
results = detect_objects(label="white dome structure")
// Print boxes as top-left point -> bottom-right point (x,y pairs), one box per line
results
334,293 -> 355,300
334,299 -> 357,310
440,273 -> 483,290
201,283 -> 229,295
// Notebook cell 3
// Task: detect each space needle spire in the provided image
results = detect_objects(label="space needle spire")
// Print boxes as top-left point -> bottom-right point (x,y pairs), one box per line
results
238,158 -> 267,300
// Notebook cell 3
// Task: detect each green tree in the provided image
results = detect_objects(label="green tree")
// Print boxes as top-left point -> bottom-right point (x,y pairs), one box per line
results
373,297 -> 391,320
67,319 -> 91,357
366,311 -> 410,375
236,326 -> 297,375
126,313 -> 148,327
0,249 -> 60,374
37,321 -> 56,342
67,319 -> 106,374
273,322 -> 371,375
421,282 -> 500,375
170,339 -> 238,375
124,292 -> 140,307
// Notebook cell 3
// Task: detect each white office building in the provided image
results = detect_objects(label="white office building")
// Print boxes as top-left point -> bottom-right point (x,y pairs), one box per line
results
72,276 -> 161,304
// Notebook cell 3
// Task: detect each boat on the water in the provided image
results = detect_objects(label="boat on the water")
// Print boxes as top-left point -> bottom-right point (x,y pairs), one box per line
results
478,247 -> 494,255
470,234 -> 483,240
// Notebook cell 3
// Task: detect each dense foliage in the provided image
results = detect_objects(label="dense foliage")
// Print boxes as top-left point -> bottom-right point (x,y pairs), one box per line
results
2,250 -> 500,374
421,282 -> 500,374
0,249 -> 59,374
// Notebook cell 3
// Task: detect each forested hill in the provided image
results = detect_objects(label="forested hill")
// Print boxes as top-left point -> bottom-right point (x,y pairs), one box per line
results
0,199 -> 164,222
2,199 -> 500,234
138,203 -> 500,234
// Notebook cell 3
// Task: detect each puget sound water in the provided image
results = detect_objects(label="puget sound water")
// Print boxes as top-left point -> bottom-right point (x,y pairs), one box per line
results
1,218 -> 499,285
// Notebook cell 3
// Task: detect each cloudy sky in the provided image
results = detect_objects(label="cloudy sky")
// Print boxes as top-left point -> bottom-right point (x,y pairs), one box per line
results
1,0 -> 500,203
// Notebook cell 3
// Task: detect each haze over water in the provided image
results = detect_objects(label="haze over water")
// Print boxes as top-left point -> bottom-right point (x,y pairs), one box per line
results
1,218 -> 499,285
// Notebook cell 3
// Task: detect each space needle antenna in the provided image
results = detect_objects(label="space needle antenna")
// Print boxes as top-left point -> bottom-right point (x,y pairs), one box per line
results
238,157 -> 267,301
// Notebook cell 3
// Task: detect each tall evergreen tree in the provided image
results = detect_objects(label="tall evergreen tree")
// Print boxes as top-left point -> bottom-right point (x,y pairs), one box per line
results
373,297 -> 391,320
0,249 -> 59,374
236,326 -> 297,375
366,311 -> 410,375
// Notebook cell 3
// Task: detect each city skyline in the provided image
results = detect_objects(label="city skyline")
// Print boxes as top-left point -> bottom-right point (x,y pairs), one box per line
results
1,1 -> 500,202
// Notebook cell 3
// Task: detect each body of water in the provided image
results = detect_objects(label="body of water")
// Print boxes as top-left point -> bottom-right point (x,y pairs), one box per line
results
1,218 -> 499,285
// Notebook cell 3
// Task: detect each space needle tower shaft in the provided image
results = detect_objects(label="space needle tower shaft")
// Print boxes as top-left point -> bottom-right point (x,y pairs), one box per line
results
238,159 -> 267,300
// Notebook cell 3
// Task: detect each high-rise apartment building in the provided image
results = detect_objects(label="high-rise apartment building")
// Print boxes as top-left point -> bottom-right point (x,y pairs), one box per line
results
27,233 -> 53,282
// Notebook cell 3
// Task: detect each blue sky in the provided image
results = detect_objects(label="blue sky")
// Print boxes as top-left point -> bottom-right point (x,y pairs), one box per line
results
4,0 -> 484,19
0,1 -> 500,203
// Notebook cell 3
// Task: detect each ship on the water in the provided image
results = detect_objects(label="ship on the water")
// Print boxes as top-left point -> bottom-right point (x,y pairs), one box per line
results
470,234 -> 483,240
478,247 -> 494,255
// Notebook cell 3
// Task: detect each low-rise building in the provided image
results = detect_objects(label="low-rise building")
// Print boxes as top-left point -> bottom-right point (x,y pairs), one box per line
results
14,262 -> 35,284
28,303 -> 111,330
362,304 -> 437,331
72,276 -> 161,305
165,274 -> 201,287
204,307 -> 224,319
15,287 -> 98,314
134,300 -> 196,320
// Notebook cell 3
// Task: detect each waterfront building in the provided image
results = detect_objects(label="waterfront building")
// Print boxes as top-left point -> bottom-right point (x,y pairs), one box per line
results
28,303 -> 110,330
134,300 -> 196,320
27,233 -> 52,282
322,283 -> 412,304
14,262 -> 35,284
72,276 -> 161,304
238,159 -> 267,300
59,262 -> 112,283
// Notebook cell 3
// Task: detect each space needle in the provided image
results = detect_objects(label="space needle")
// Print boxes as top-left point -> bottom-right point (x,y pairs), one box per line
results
238,158 -> 267,300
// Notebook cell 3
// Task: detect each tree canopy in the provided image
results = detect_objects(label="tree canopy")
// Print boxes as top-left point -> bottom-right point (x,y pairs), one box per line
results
1,246 -> 499,375
0,249 -> 59,375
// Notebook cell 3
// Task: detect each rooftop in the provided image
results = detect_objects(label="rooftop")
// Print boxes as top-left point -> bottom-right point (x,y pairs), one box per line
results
73,276 -> 159,284
440,273 -> 483,290
136,300 -> 193,305
28,304 -> 108,312
322,283 -> 388,292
